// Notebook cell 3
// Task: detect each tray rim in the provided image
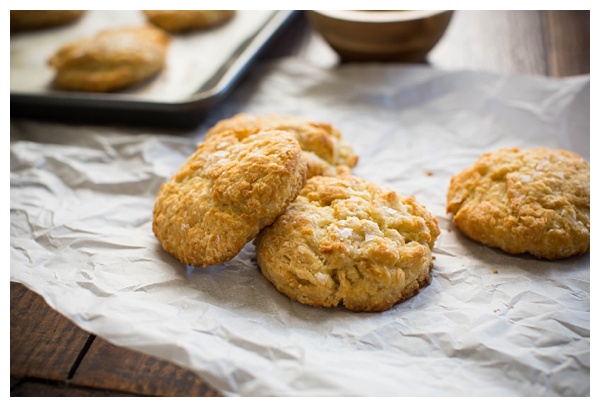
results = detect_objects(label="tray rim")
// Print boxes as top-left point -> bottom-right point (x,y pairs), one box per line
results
10,10 -> 298,117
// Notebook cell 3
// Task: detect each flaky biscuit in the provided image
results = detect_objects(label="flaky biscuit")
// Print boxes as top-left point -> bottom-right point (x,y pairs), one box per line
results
255,174 -> 440,312
205,114 -> 359,179
143,10 -> 235,33
48,25 -> 170,92
10,10 -> 85,31
446,147 -> 590,259
153,130 -> 307,267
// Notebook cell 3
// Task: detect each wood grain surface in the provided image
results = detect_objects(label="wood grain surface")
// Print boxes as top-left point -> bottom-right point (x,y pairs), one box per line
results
10,10 -> 590,397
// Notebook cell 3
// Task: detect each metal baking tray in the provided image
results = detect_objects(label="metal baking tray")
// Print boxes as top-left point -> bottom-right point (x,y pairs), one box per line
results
10,10 -> 298,127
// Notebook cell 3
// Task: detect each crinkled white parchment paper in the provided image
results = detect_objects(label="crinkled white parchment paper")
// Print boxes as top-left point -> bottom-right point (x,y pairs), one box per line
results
10,58 -> 590,396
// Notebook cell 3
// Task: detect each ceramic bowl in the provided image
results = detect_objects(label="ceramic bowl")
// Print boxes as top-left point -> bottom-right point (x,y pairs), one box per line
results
306,10 -> 453,62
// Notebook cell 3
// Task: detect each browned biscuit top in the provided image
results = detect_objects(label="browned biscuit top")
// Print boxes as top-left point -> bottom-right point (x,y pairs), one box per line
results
256,174 -> 440,312
143,10 -> 236,32
205,113 -> 359,179
446,147 -> 590,259
10,10 -> 85,31
153,130 -> 307,267
48,25 -> 170,92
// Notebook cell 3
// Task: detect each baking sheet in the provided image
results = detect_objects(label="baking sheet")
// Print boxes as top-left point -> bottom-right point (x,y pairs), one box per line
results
10,10 -> 295,124
10,58 -> 590,396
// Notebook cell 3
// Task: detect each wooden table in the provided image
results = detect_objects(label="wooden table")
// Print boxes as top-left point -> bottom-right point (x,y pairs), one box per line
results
10,10 -> 590,397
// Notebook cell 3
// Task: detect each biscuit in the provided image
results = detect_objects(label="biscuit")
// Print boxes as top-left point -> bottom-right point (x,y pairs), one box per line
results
48,25 -> 170,92
446,147 -> 590,259
143,10 -> 235,33
255,174 -> 440,312
206,113 -> 359,179
10,10 -> 85,31
153,130 -> 307,267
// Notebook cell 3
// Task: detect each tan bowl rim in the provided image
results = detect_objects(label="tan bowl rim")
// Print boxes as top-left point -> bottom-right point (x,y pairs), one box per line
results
310,10 -> 449,23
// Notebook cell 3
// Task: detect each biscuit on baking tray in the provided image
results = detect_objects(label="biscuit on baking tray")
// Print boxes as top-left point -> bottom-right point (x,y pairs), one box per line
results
255,174 -> 440,312
446,147 -> 590,260
153,130 -> 307,267
143,10 -> 236,33
10,10 -> 85,31
206,113 -> 359,179
48,25 -> 170,92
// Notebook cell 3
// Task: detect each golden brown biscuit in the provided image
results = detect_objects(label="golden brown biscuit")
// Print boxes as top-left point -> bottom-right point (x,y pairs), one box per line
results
10,10 -> 85,31
446,147 -> 590,259
255,174 -> 440,312
143,10 -> 235,33
206,113 -> 359,179
153,130 -> 307,267
48,25 -> 170,92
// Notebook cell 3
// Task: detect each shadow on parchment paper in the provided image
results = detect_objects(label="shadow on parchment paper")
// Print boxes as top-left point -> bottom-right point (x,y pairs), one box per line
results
153,238 -> 434,329
441,224 -> 590,276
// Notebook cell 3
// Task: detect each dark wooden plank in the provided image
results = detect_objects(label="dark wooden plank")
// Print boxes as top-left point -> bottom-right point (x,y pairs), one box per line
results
11,281 -> 222,396
10,282 -> 91,381
70,337 -> 222,397
11,378 -> 136,397
543,10 -> 590,77
428,10 -> 548,75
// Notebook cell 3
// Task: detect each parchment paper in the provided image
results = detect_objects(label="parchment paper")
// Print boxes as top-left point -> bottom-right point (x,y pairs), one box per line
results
10,58 -> 590,396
